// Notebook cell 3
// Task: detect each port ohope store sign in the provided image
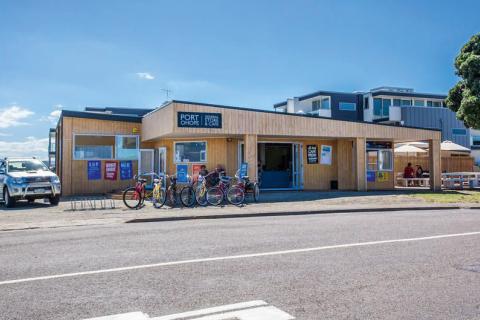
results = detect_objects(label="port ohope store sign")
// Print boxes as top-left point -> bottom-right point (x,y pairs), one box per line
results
177,112 -> 222,129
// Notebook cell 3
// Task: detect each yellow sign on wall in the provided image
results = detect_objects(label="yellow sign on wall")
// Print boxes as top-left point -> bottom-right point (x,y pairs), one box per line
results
132,127 -> 139,134
377,171 -> 390,182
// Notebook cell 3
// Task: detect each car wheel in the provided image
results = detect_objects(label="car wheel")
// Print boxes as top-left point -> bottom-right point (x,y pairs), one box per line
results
49,195 -> 60,206
3,188 -> 16,208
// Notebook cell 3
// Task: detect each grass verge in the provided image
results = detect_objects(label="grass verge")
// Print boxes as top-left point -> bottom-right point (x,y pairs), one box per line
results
411,190 -> 480,203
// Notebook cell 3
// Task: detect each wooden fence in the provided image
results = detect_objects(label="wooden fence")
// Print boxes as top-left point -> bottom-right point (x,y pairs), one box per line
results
395,154 -> 474,174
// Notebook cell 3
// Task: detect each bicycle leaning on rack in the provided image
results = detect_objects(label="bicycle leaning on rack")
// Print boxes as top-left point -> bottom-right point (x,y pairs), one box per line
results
206,172 -> 245,206
122,173 -> 164,209
232,169 -> 260,202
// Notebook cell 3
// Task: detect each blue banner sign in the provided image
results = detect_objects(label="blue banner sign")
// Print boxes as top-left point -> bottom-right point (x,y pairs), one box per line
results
120,161 -> 133,180
177,112 -> 222,129
367,171 -> 376,182
87,160 -> 101,180
176,164 -> 189,183
239,163 -> 248,178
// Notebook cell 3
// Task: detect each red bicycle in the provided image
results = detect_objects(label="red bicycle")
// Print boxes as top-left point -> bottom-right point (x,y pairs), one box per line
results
206,172 -> 245,206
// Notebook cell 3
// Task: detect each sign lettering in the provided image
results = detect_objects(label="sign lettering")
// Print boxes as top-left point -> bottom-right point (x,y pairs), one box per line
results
177,112 -> 222,129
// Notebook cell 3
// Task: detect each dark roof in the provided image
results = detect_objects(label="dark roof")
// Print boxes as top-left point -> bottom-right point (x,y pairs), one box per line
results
371,90 -> 446,99
273,89 -> 357,108
60,110 -> 143,123
163,100 -> 441,132
84,107 -> 153,117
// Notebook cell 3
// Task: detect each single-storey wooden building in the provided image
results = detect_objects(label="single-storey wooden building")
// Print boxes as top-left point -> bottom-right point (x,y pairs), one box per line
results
55,101 -> 442,196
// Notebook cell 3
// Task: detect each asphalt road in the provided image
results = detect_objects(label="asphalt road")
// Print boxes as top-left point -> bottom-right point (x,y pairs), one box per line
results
0,209 -> 479,319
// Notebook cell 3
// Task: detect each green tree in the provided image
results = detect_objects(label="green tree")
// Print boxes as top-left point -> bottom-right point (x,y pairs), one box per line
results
446,33 -> 480,128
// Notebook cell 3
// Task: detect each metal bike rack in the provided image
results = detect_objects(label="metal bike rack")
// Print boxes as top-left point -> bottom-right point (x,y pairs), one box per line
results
69,196 -> 116,212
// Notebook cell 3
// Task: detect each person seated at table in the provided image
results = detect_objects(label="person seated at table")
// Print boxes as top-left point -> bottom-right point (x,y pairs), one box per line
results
416,165 -> 424,178
404,163 -> 415,186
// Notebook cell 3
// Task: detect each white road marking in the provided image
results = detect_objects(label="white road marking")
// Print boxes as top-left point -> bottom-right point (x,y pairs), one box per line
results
1,231 -> 480,286
82,300 -> 295,320
153,300 -> 268,320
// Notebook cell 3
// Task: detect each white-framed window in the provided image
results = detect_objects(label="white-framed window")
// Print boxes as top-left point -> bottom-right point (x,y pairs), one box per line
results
73,134 -> 114,160
366,149 -> 393,171
339,102 -> 356,111
115,135 -> 139,160
174,141 -> 207,163
312,97 -> 331,111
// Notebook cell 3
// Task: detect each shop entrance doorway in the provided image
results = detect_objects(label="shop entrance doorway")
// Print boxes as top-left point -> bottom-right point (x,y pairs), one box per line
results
258,142 -> 303,190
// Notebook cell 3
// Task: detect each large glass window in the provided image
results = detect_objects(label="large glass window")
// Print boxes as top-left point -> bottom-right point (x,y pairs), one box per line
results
175,141 -> 207,163
116,136 -> 139,160
401,99 -> 412,106
74,135 -> 114,160
382,99 -> 391,116
373,98 -> 383,116
393,99 -> 401,106
339,102 -> 356,111
312,97 -> 331,110
433,101 -> 443,107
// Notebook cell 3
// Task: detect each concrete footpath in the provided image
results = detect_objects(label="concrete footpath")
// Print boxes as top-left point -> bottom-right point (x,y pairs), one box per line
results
0,191 -> 475,231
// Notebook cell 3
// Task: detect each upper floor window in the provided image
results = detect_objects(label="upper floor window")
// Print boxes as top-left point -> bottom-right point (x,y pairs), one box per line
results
433,101 -> 443,107
472,136 -> 480,146
414,99 -> 425,107
339,102 -> 356,111
452,128 -> 467,136
312,97 -> 330,111
373,98 -> 390,116
401,99 -> 412,106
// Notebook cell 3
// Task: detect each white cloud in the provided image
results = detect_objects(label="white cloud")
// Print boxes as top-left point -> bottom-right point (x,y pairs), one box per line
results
136,72 -> 155,80
0,137 -> 49,159
0,105 -> 35,129
39,104 -> 63,124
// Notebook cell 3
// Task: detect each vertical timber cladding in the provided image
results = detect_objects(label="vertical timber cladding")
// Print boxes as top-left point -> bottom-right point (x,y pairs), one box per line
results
60,116 -> 148,196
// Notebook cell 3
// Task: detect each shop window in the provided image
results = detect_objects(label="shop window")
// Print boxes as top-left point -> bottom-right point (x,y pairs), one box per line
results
175,141 -> 207,163
367,151 -> 378,171
378,150 -> 393,170
116,136 -> 139,160
339,102 -> 356,111
367,149 -> 393,171
74,135 -> 114,160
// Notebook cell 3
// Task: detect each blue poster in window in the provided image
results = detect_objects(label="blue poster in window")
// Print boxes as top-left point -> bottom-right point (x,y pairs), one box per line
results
87,160 -> 101,180
239,162 -> 248,178
176,164 -> 189,183
367,171 -> 376,182
120,161 -> 133,180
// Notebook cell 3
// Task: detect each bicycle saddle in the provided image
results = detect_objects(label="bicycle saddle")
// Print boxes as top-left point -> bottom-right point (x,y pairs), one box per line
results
138,178 -> 147,183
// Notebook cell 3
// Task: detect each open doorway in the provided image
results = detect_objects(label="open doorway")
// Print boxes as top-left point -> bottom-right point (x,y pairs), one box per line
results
258,142 -> 303,189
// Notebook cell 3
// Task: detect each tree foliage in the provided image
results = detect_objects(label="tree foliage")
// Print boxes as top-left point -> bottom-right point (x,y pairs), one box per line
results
446,33 -> 480,128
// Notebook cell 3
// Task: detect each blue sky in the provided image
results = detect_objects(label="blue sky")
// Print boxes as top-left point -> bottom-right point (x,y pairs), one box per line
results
0,0 -> 479,158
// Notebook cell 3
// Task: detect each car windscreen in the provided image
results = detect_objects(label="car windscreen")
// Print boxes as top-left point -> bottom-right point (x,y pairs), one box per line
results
8,160 -> 49,172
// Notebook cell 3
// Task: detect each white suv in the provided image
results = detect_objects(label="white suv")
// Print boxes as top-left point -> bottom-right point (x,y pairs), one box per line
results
0,157 -> 61,208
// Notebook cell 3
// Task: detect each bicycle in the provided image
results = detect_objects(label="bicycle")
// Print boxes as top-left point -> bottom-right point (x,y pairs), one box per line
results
159,174 -> 197,208
233,169 -> 260,202
123,173 -> 164,209
206,173 -> 245,206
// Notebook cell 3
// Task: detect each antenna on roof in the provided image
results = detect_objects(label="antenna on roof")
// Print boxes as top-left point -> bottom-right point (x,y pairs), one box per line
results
160,88 -> 172,100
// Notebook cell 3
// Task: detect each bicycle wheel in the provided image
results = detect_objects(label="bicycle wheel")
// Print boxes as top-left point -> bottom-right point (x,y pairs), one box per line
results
196,185 -> 208,206
227,186 -> 245,206
152,187 -> 167,208
206,186 -> 224,206
166,187 -> 177,207
180,186 -> 196,207
252,182 -> 260,202
123,187 -> 141,209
